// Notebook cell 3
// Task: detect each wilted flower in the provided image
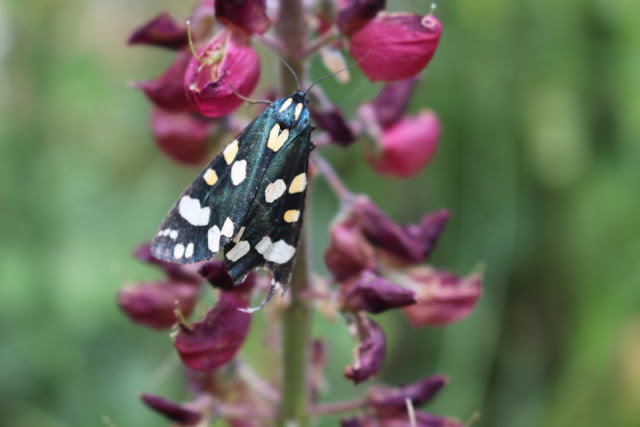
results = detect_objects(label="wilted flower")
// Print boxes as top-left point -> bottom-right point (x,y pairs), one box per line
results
402,267 -> 483,327
367,77 -> 418,128
185,29 -> 260,118
174,292 -> 251,371
127,12 -> 188,50
133,50 -> 193,112
150,107 -> 215,165
140,393 -> 203,425
344,314 -> 386,384
325,218 -> 377,280
117,281 -> 201,329
349,12 -> 442,82
336,0 -> 386,37
199,260 -> 257,295
309,107 -> 356,146
367,375 -> 447,417
339,271 -> 417,313
215,0 -> 271,35
366,110 -> 440,178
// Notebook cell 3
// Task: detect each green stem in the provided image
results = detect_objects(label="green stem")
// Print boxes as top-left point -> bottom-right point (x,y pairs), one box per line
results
275,1 -> 311,426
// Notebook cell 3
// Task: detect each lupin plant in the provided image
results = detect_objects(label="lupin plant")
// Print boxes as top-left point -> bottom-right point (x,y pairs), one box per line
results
119,0 -> 482,425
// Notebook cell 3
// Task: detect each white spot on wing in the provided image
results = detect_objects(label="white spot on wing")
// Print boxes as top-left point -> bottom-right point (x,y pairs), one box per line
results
223,139 -> 239,165
185,242 -> 194,258
279,98 -> 293,112
226,241 -> 250,262
179,196 -> 211,226
255,236 -> 273,254
221,217 -> 234,238
169,230 -> 178,240
294,103 -> 303,121
173,244 -> 185,259
231,160 -> 247,186
263,239 -> 296,264
265,179 -> 286,203
289,173 -> 307,194
208,225 -> 221,253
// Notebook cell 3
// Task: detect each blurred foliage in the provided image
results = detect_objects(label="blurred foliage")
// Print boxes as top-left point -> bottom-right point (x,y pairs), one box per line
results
1,0 -> 639,426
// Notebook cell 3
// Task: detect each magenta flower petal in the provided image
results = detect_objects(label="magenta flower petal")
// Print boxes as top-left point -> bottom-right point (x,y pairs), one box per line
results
367,375 -> 448,417
127,12 -> 188,50
324,219 -> 377,281
369,77 -> 418,128
174,292 -> 251,371
349,13 -> 442,82
199,260 -> 256,295
134,50 -> 193,112
185,30 -> 260,118
133,242 -> 201,282
309,107 -> 356,146
344,315 -> 386,384
337,0 -> 386,37
215,0 -> 271,35
151,107 -> 214,165
140,393 -> 202,425
340,271 -> 417,314
402,209 -> 450,261
366,110 -> 440,178
402,267 -> 482,327
118,281 -> 200,329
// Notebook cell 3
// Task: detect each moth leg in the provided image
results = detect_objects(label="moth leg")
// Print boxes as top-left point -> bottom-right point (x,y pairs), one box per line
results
238,280 -> 279,313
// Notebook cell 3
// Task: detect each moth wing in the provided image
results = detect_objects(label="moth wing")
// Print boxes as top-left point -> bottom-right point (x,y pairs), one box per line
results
223,126 -> 312,289
151,105 -> 280,263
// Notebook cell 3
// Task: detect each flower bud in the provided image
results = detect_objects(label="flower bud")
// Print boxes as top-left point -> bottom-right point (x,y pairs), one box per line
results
140,393 -> 202,425
366,110 -> 440,178
369,77 -> 418,128
336,0 -> 386,37
402,209 -> 450,261
199,260 -> 256,295
324,219 -> 376,280
151,107 -> 214,165
215,0 -> 271,35
367,375 -> 448,417
349,12 -> 442,82
118,281 -> 200,329
309,107 -> 356,146
128,12 -> 188,50
339,271 -> 416,314
402,267 -> 482,326
185,30 -> 260,118
344,314 -> 386,384
174,292 -> 251,371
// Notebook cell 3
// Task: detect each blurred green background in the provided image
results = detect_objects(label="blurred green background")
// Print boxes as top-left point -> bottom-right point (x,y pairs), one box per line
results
1,0 -> 639,426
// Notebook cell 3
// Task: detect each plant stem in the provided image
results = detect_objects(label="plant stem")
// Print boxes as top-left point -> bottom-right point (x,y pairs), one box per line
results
275,1 -> 311,426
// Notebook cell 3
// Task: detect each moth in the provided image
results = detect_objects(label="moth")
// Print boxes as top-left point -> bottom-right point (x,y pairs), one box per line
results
151,91 -> 312,309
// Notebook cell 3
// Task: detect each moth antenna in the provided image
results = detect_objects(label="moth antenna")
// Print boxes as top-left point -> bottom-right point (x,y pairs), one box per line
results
186,20 -> 205,64
304,51 -> 371,96
274,53 -> 301,91
228,83 -> 272,105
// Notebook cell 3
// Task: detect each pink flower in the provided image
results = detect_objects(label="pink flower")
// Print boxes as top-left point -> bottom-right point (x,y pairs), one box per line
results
150,107 -> 215,165
402,267 -> 483,327
140,394 -> 202,425
184,30 -> 260,118
215,0 -> 271,35
324,218 -> 377,280
127,12 -> 188,50
133,50 -> 193,112
336,0 -> 386,37
367,375 -> 448,417
349,12 -> 442,82
366,110 -> 440,178
339,271 -> 417,314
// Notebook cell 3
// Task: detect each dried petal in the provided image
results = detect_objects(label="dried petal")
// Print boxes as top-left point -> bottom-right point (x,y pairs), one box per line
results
174,292 -> 251,371
133,50 -> 193,112
344,315 -> 386,384
367,375 -> 448,417
324,219 -> 377,280
127,12 -> 188,50
118,281 -> 200,329
341,417 -> 367,427
339,271 -> 417,314
185,30 -> 260,118
199,260 -> 256,295
215,0 -> 271,35
366,110 -> 440,178
351,196 -> 423,263
309,107 -> 356,146
133,242 -> 201,282
402,209 -> 450,261
402,267 -> 482,327
337,0 -> 386,36
140,393 -> 202,425
369,77 -> 418,128
151,107 -> 214,165
349,13 -> 442,82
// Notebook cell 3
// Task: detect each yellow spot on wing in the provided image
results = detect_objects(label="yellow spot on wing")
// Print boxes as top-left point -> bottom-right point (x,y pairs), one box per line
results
284,210 -> 300,223
279,98 -> 293,112
289,173 -> 307,194
267,123 -> 281,151
223,139 -> 239,165
203,168 -> 218,186
294,103 -> 303,121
